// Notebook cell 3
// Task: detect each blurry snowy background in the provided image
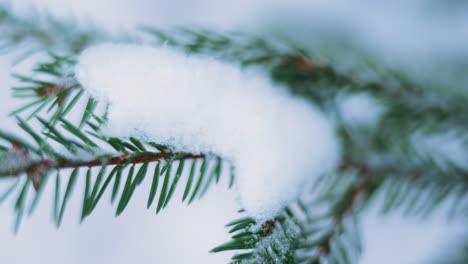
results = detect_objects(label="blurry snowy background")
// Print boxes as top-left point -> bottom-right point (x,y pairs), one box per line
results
0,0 -> 466,263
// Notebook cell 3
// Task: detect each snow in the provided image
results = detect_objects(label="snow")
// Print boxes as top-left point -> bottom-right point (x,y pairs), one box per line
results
75,43 -> 340,219
1,1 -> 466,263
337,92 -> 385,127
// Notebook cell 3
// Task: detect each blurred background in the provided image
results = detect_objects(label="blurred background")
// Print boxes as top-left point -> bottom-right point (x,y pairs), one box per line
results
0,0 -> 466,263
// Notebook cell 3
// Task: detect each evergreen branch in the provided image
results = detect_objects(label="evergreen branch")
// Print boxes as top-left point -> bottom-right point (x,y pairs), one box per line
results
0,148 -> 226,230
2,9 -> 466,132
215,154 -> 468,263
0,112 -> 218,221
0,48 -> 232,228
213,172 -> 365,263
8,22 -> 468,146
1,10 -> 467,262
142,28 -> 468,133
0,5 -> 110,54
10,53 -> 81,122
341,159 -> 468,218
0,150 -> 203,177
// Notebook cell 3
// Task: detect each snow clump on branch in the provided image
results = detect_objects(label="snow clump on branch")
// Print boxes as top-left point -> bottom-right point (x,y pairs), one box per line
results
75,44 -> 340,219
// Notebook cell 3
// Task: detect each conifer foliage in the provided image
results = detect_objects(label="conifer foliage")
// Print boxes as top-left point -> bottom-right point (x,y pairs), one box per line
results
0,5 -> 467,263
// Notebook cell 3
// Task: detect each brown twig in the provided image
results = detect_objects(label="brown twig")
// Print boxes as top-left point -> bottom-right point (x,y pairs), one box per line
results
3,151 -> 204,181
55,151 -> 203,169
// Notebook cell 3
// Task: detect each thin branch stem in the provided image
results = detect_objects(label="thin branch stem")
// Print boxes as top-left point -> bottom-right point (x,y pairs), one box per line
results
56,152 -> 204,169
1,151 -> 204,179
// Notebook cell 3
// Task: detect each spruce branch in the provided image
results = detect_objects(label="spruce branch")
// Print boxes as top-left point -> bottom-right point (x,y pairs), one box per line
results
1,6 -> 468,262
0,142 -> 223,230
0,51 -> 227,230
0,5 -> 111,54
0,101 -> 224,229
214,155 -> 468,263
0,148 -> 203,178
339,157 -> 468,219
213,170 -> 366,263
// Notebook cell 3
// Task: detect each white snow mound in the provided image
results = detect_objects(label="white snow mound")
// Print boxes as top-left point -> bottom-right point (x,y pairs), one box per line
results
75,43 -> 340,219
